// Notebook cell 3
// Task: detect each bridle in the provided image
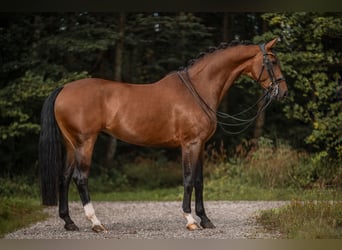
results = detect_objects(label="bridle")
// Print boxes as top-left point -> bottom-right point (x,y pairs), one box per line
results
176,43 -> 285,135
257,43 -> 286,100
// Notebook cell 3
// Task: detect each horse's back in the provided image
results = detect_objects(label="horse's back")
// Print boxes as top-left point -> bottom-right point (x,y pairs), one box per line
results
53,77 -> 179,146
53,76 -> 212,148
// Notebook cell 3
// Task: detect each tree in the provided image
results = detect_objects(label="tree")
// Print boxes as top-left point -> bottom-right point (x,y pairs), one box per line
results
104,13 -> 126,169
0,12 -> 215,177
124,12 -> 213,82
254,12 -> 342,159
0,13 -> 119,176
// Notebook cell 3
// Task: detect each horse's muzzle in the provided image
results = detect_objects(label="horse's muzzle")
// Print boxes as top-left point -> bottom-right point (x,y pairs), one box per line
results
275,80 -> 288,101
277,83 -> 288,100
279,89 -> 288,100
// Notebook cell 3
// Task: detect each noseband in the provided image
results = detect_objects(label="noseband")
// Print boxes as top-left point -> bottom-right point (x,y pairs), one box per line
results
257,43 -> 286,98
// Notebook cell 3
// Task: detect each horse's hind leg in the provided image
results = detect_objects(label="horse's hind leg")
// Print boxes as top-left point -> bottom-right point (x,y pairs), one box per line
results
59,146 -> 79,231
73,136 -> 107,233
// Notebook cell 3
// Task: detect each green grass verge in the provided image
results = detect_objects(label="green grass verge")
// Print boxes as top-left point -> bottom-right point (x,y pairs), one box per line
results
73,186 -> 184,202
257,200 -> 342,239
68,180 -> 342,202
2,176 -> 342,238
204,179 -> 342,201
1,185 -> 342,238
0,197 -> 48,238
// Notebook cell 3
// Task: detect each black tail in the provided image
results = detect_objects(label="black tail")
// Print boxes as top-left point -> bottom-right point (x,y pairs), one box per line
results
39,87 -> 64,206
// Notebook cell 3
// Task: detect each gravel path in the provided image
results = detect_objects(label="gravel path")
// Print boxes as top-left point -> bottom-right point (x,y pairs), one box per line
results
5,201 -> 287,239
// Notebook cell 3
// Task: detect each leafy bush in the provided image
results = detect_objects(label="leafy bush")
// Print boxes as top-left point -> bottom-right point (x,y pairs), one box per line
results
87,170 -> 129,193
255,13 -> 342,159
0,177 -> 39,198
122,155 -> 182,189
206,137 -> 342,190
245,137 -> 309,188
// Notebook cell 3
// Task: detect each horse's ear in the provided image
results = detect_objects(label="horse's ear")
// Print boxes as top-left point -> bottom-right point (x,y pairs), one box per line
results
265,38 -> 278,49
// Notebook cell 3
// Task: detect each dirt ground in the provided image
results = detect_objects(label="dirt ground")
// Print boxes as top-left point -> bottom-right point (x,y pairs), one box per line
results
5,201 -> 287,239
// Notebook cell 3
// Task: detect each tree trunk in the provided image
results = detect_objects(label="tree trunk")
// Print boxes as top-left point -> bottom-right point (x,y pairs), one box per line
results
114,13 -> 126,81
253,94 -> 266,138
220,13 -> 233,114
253,17 -> 268,140
104,13 -> 126,169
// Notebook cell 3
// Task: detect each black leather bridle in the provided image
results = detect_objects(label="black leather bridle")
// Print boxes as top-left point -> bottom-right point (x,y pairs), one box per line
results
257,43 -> 286,98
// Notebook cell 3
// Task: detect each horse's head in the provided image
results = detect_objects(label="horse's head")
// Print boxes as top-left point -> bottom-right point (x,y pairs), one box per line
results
248,38 -> 288,100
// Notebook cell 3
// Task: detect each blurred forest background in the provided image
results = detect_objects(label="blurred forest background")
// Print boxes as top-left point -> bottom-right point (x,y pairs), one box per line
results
0,12 -> 341,197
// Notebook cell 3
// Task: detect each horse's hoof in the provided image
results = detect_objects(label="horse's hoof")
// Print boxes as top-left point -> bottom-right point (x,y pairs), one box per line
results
200,220 -> 216,229
186,223 -> 201,231
92,224 -> 107,233
64,223 -> 79,231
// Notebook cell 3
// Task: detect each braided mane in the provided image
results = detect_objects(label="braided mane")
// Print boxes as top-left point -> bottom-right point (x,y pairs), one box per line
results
179,40 -> 254,70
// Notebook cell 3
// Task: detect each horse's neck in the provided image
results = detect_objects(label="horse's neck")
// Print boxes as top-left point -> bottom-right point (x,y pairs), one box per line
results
188,46 -> 257,110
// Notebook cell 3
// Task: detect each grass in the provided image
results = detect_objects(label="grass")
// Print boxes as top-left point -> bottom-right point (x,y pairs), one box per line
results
2,183 -> 342,238
68,180 -> 342,202
1,138 -> 341,238
69,186 -> 184,201
204,179 -> 342,201
257,200 -> 342,238
0,197 -> 48,238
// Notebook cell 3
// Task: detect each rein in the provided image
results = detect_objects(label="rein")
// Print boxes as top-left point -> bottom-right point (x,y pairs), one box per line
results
177,43 -> 282,135
177,70 -> 217,123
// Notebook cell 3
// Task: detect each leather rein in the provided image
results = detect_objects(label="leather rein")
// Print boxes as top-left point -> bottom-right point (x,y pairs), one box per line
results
176,43 -> 285,135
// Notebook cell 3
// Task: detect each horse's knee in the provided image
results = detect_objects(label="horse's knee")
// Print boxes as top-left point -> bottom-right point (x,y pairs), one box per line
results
184,182 -> 194,192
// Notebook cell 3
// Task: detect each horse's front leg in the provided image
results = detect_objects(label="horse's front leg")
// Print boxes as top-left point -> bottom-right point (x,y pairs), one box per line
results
181,141 -> 214,230
194,159 -> 215,229
181,141 -> 215,230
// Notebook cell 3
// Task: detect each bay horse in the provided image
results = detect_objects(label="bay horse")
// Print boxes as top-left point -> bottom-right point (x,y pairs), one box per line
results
39,38 -> 288,232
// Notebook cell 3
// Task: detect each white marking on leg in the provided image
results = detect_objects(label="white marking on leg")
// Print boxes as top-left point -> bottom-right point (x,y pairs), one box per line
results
84,203 -> 102,227
183,213 -> 198,226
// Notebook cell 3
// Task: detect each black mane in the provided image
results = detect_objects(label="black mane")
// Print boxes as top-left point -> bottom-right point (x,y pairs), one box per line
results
180,40 -> 254,70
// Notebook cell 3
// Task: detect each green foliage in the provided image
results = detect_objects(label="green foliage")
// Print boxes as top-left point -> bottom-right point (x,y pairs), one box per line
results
0,12 -> 341,196
0,13 -> 117,145
126,12 -> 213,82
0,177 -> 39,198
77,187 -> 183,202
0,13 -> 106,177
0,12 -> 214,178
0,70 -> 88,177
87,168 -> 130,193
0,71 -> 88,141
254,12 -> 342,159
0,197 -> 48,238
121,151 -> 182,189
207,137 -> 342,190
257,200 -> 342,238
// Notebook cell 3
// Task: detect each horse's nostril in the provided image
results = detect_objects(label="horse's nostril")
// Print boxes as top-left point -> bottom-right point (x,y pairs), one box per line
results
278,90 -> 288,101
